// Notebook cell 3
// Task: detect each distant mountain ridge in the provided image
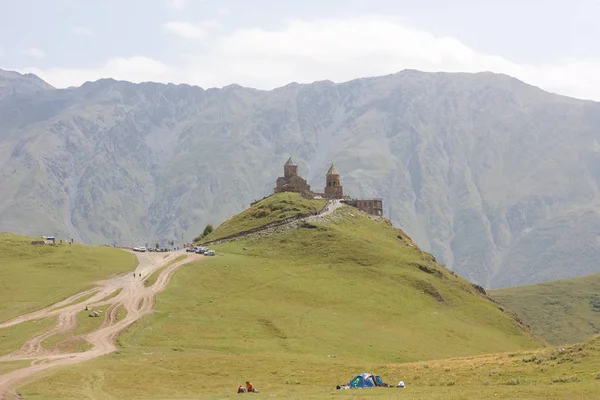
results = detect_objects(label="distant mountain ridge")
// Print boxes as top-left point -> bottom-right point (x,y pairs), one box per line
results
0,69 -> 54,99
1,67 -> 600,288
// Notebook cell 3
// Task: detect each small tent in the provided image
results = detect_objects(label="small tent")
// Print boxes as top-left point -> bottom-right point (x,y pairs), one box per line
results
347,373 -> 376,388
344,373 -> 392,389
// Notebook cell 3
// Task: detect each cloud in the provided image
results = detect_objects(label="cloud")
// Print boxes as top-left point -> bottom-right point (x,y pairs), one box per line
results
218,8 -> 231,17
23,56 -> 172,87
163,20 -> 218,39
21,15 -> 600,100
72,26 -> 93,36
21,48 -> 46,58
166,0 -> 188,10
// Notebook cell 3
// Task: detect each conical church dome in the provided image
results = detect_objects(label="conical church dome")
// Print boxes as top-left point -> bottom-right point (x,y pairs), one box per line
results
326,163 -> 339,175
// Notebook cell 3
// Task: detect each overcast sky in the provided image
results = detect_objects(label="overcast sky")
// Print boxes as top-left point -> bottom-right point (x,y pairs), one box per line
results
1,0 -> 599,100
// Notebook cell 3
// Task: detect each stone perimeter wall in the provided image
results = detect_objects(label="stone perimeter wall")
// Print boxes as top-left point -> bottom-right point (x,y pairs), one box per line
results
201,201 -> 330,246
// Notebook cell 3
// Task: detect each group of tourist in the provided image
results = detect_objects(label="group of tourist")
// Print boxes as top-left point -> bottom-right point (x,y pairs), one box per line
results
237,381 -> 259,393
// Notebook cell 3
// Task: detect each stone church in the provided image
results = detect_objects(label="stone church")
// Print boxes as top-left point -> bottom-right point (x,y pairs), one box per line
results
274,157 -> 312,196
273,157 -> 383,216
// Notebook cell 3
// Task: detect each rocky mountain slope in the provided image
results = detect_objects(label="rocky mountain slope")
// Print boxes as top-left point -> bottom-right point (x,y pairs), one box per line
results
1,68 -> 600,288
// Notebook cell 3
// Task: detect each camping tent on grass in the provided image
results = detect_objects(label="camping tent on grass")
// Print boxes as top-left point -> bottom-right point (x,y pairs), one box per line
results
346,373 -> 391,388
348,373 -> 375,388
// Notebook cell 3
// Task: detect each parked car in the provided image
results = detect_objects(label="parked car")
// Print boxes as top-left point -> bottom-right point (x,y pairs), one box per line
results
204,250 -> 216,256
195,247 -> 207,254
186,247 -> 196,252
133,246 -> 147,252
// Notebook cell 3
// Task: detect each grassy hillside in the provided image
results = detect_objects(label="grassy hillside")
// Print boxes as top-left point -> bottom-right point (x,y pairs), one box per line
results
200,192 -> 326,242
0,233 -> 137,322
491,273 -> 600,345
19,205 -> 545,399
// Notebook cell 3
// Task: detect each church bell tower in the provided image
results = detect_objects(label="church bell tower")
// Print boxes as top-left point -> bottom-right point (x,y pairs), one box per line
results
324,163 -> 343,198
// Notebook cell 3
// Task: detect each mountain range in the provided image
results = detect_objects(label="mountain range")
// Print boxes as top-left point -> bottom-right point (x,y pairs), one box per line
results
1,67 -> 600,288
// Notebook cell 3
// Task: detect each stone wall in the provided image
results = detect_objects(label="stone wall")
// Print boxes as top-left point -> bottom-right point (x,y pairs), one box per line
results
201,202 -> 330,246
344,199 -> 383,216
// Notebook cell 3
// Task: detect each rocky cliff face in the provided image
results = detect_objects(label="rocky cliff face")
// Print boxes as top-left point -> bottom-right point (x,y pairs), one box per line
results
2,69 -> 600,288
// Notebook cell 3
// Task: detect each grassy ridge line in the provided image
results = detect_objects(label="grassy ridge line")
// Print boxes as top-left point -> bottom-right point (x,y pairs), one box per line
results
201,192 -> 326,243
0,233 -> 138,323
19,205 -> 546,399
491,273 -> 600,345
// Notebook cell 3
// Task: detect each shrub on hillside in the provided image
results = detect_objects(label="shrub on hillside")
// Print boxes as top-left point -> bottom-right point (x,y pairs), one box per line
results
194,224 -> 215,242
522,355 -> 537,363
472,283 -> 487,295
203,224 -> 214,236
252,209 -> 270,218
552,375 -> 580,383
505,378 -> 520,385
590,295 -> 600,312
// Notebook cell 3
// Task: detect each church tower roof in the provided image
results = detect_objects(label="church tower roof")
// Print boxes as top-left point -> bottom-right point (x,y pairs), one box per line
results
326,163 -> 339,175
284,157 -> 297,166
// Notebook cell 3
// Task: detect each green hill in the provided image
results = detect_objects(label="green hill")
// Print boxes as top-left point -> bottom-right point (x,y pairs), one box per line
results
18,204 -> 545,399
200,192 -> 326,242
0,233 -> 137,323
491,273 -> 600,345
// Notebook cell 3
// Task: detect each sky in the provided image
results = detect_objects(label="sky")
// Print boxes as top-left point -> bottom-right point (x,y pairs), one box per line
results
1,0 -> 600,100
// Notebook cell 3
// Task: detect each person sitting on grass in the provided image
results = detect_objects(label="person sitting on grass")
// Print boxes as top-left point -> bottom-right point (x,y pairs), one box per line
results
246,381 -> 258,393
237,385 -> 247,393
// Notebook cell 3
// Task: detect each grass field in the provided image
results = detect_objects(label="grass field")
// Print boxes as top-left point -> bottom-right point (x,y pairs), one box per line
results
491,273 -> 600,345
0,318 -> 56,356
201,192 -> 326,242
18,336 -> 600,399
0,360 -> 31,376
18,206 -> 552,399
0,233 -> 138,323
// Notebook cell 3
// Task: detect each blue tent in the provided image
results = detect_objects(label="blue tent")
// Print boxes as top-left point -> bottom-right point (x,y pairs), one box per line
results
347,373 -> 376,388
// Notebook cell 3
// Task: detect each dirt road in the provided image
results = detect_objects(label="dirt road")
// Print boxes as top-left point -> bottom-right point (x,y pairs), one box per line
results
0,250 -> 201,397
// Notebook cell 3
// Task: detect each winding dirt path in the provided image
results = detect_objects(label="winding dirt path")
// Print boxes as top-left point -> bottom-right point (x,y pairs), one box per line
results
0,250 -> 201,397
306,199 -> 343,220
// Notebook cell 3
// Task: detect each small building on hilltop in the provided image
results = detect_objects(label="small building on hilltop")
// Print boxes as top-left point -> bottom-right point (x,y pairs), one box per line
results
274,157 -> 312,196
272,156 -> 384,216
324,163 -> 344,199
343,198 -> 383,216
